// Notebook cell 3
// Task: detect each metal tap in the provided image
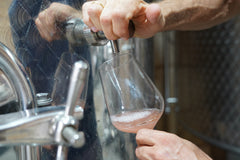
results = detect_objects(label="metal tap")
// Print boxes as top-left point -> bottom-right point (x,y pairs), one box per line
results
52,61 -> 89,160
64,18 -> 135,53
49,60 -> 89,148
65,18 -> 108,46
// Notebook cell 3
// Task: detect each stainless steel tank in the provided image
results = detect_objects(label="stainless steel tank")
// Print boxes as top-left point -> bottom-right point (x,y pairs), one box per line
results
0,0 -> 154,160
176,15 -> 240,156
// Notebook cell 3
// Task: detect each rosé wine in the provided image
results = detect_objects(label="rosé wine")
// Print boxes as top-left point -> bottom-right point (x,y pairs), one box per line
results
110,108 -> 162,133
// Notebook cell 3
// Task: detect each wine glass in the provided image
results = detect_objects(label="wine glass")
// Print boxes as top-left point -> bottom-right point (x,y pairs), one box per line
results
99,52 -> 164,133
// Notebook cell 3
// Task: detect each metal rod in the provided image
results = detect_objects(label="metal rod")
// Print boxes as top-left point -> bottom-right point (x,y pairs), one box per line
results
64,61 -> 89,116
57,60 -> 89,160
110,40 -> 120,54
56,145 -> 68,160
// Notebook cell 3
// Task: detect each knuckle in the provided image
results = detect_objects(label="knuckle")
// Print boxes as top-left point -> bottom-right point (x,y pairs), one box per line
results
87,7 -> 101,16
135,148 -> 140,157
117,29 -> 128,38
136,132 -> 144,141
106,34 -> 118,40
111,10 -> 125,19
87,7 -> 95,15
100,16 -> 111,25
49,2 -> 57,9
38,12 -> 45,20
46,36 -> 53,42
153,148 -> 162,159
138,128 -> 147,135
87,4 -> 102,16
82,17 -> 88,24
35,19 -> 40,27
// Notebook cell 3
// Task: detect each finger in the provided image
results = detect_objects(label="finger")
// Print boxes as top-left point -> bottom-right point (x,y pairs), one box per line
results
112,15 -> 130,39
36,5 -> 66,41
48,2 -> 78,22
49,3 -> 81,37
100,10 -> 119,40
146,3 -> 163,25
136,129 -> 159,146
135,146 -> 159,160
44,9 -> 58,36
88,2 -> 104,31
35,18 -> 53,41
82,2 -> 95,28
83,1 -> 104,32
36,10 -> 56,41
136,145 -> 177,160
101,18 -> 118,40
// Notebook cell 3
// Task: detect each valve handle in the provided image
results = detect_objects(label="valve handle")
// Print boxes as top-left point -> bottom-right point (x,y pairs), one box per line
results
64,18 -> 135,46
65,61 -> 89,116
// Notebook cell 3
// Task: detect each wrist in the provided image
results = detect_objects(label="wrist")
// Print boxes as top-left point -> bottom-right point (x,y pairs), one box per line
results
180,139 -> 213,160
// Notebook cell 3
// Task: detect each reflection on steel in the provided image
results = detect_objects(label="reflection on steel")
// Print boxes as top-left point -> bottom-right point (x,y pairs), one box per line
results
0,60 -> 88,149
0,70 -> 16,107
0,42 -> 87,160
0,106 -> 83,146
110,40 -> 120,54
0,41 -> 38,160
36,93 -> 52,106
0,42 -> 36,112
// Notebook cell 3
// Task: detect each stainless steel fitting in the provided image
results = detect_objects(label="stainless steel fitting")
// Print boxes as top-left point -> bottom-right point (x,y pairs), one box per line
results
65,18 -> 108,46
0,60 -> 89,149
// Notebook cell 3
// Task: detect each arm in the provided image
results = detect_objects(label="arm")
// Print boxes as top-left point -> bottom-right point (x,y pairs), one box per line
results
157,0 -> 240,31
82,0 -> 240,40
135,129 -> 212,160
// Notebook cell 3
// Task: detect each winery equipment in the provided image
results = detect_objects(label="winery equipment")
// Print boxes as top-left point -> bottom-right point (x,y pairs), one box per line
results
176,15 -> 240,159
0,1 -> 154,158
0,41 -> 88,158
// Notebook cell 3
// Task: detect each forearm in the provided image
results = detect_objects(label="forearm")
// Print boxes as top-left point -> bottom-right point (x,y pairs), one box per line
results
159,0 -> 240,31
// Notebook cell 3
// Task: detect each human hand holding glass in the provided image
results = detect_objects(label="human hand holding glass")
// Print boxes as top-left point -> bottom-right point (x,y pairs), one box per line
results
99,52 -> 164,133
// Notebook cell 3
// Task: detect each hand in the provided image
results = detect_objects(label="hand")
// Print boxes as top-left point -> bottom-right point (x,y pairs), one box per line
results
82,0 -> 165,40
135,129 -> 212,160
82,0 -> 240,40
35,2 -> 82,42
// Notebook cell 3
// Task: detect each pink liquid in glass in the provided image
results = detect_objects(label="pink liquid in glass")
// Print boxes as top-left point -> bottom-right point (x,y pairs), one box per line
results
110,108 -> 163,133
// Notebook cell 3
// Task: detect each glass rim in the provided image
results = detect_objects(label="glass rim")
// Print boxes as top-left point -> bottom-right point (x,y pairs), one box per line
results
98,51 -> 134,71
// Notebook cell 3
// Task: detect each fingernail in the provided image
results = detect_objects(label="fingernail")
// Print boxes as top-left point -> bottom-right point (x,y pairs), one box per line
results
91,27 -> 98,32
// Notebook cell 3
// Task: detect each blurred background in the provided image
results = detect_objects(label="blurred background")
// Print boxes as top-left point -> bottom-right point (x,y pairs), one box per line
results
0,0 -> 240,160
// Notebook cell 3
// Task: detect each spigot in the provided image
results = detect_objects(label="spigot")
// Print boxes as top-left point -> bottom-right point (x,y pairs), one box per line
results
50,60 -> 89,160
50,61 -> 89,148
64,18 -> 135,54
65,18 -> 108,46
62,61 -> 89,148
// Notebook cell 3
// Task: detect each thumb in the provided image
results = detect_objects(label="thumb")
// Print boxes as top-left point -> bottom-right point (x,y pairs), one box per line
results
146,3 -> 165,27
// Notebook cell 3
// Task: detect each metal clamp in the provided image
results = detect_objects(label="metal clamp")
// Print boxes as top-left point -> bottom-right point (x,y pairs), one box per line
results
65,18 -> 108,46
49,114 -> 85,148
